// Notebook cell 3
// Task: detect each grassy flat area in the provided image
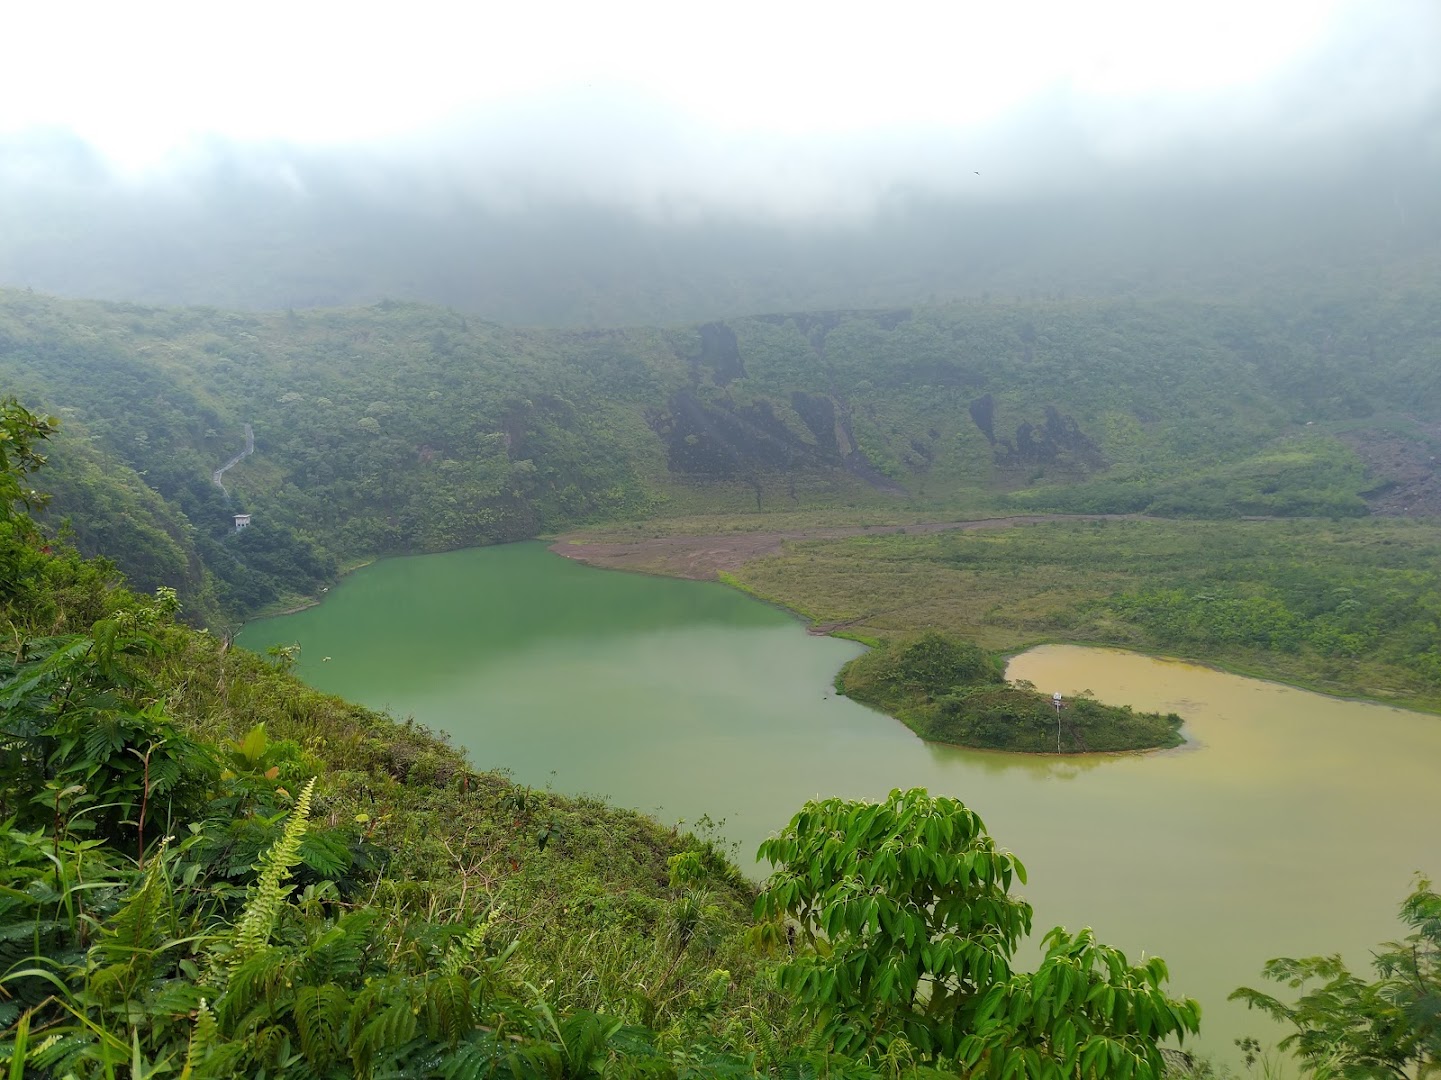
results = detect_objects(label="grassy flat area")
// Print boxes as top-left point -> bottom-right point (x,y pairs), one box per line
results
555,503 -> 1001,540
725,516 -> 1441,711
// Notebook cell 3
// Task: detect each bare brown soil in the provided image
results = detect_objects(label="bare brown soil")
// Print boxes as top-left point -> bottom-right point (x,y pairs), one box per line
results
550,514 -> 1139,581
1343,420 -> 1441,518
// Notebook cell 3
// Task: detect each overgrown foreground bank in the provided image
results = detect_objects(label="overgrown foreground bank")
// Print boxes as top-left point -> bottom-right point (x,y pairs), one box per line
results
2,398 -> 1437,1078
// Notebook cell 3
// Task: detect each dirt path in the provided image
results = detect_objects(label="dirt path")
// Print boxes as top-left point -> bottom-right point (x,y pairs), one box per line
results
550,513 -> 1141,580
212,423 -> 254,496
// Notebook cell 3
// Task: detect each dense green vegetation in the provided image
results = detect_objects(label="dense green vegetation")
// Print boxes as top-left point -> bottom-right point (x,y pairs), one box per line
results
756,789 -> 1202,1072
3,279 -> 1439,623
726,517 -> 1441,711
0,402 -> 777,1074
0,396 -> 1219,1077
1012,435 -> 1374,520
836,633 -> 1183,753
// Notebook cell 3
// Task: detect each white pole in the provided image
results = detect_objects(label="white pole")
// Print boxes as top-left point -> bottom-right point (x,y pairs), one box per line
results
1053,692 -> 1063,752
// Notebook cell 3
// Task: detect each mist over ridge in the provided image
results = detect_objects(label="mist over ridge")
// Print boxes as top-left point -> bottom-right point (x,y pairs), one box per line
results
1,121 -> 1437,326
2,0 -> 1438,326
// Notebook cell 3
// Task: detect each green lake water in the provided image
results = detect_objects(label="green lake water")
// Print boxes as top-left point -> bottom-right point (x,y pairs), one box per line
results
239,541 -> 1441,1065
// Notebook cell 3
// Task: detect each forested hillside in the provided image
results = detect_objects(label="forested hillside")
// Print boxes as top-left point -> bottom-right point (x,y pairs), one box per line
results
2,281 -> 1438,622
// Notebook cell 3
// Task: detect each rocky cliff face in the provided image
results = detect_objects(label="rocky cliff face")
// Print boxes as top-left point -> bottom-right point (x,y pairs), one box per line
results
992,405 -> 1106,470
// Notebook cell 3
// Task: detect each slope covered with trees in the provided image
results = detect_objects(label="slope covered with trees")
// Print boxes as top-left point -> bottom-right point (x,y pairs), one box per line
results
3,280 -> 1438,623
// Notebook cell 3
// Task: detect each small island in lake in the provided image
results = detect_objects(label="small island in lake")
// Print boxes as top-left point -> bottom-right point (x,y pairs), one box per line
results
837,631 -> 1185,753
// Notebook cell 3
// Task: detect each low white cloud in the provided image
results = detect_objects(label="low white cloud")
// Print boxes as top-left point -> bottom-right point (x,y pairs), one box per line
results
1,0 -> 1436,218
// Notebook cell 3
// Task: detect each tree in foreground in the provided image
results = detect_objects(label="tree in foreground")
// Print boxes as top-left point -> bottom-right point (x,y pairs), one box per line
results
756,788 -> 1201,1077
1231,877 -> 1440,1079
0,396 -> 58,522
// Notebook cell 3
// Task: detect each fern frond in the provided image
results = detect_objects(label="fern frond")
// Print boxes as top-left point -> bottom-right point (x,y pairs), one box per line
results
349,994 -> 419,1077
145,754 -> 183,797
425,972 -> 474,1046
231,777 -> 315,962
97,857 -> 173,957
250,1023 -> 290,1070
148,979 -> 207,1019
300,923 -> 366,984
85,876 -> 173,1009
218,947 -> 290,1029
294,983 -> 348,1069
440,915 -> 495,979
178,998 -> 215,1080
184,1040 -> 248,1080
179,999 -> 253,1080
557,1009 -> 616,1067
604,1022 -> 661,1060
21,1031 -> 92,1074
297,831 -> 351,879
438,1037 -> 505,1080
82,716 -> 125,764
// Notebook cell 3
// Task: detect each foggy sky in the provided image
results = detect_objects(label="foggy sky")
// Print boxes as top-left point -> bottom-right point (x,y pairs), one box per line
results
2,0 -> 1437,220
2,0 -> 1438,325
